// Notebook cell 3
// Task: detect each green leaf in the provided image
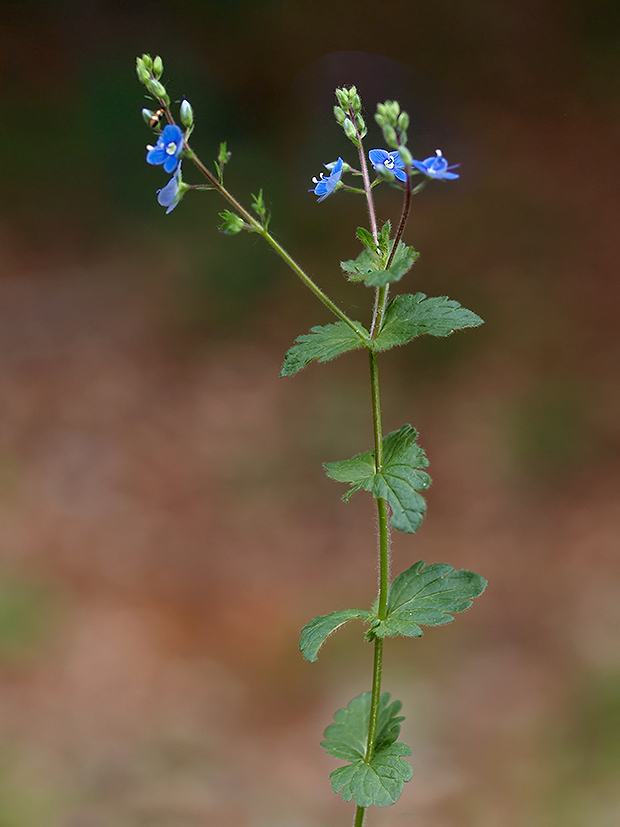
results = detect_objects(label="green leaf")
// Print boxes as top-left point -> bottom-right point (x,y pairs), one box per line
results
280,321 -> 370,377
373,293 -> 484,352
329,743 -> 413,807
322,692 -> 405,760
378,220 -> 391,256
363,242 -> 419,288
322,692 -> 412,807
299,609 -> 370,663
324,425 -> 431,533
356,226 -> 377,251
340,247 -> 382,282
369,561 -> 487,639
340,242 -> 419,288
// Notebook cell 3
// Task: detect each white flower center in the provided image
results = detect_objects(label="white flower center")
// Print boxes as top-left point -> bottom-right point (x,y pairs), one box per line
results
384,156 -> 395,169
165,141 -> 177,155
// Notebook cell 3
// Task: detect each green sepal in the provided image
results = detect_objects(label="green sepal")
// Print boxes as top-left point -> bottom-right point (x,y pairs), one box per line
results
280,321 -> 370,377
373,293 -> 484,352
218,210 -> 245,235
323,425 -> 430,534
299,609 -> 370,663
322,692 -> 412,807
366,561 -> 488,640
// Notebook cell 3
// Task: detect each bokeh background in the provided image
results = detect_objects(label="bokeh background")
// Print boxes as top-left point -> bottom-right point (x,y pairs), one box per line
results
1,1 -> 620,825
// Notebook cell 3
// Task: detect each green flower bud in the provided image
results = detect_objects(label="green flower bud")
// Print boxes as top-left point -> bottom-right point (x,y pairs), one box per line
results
152,55 -> 164,79
333,105 -> 346,125
180,99 -> 194,128
136,59 -> 151,84
145,78 -> 169,103
343,117 -> 357,141
140,54 -> 153,72
142,107 -> 155,124
352,92 -> 362,113
397,111 -> 409,131
382,124 -> 398,148
335,87 -> 349,108
219,210 -> 245,235
398,145 -> 413,167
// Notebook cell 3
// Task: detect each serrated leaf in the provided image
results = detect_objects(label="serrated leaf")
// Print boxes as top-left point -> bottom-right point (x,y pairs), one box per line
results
322,692 -> 405,760
322,692 -> 412,807
280,321 -> 370,377
323,425 -> 431,533
340,247 -> 382,282
373,293 -> 484,352
372,561 -> 487,638
299,609 -> 370,663
341,243 -> 419,288
329,742 -> 413,808
363,242 -> 419,288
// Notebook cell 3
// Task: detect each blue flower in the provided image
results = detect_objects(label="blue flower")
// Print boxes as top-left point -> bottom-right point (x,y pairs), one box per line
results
368,148 -> 407,182
411,149 -> 460,180
146,124 -> 184,174
157,163 -> 183,213
311,157 -> 343,202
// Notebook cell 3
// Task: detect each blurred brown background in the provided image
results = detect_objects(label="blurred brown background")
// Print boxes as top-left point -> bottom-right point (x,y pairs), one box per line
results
1,1 -> 620,825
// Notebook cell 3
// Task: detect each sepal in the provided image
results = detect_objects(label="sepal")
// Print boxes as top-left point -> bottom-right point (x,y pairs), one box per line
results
219,210 -> 245,234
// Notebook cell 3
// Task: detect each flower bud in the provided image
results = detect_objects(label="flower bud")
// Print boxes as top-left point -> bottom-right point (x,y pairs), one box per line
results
343,117 -> 357,141
140,54 -> 153,72
333,105 -> 346,125
219,210 -> 245,235
352,92 -> 361,113
152,55 -> 164,79
180,99 -> 194,128
398,145 -> 413,167
136,59 -> 151,84
335,88 -> 349,108
142,107 -> 155,124
381,124 -> 398,148
397,111 -> 409,131
145,78 -> 169,103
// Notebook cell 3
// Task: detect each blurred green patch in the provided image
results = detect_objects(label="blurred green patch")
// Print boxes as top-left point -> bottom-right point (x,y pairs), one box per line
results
0,575 -> 63,663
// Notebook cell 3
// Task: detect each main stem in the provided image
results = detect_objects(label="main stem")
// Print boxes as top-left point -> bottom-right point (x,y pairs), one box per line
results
353,349 -> 390,827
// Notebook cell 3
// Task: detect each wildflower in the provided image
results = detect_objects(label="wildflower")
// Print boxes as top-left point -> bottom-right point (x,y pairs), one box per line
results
146,124 -> 184,174
157,163 -> 183,213
411,149 -> 460,180
311,157 -> 344,202
368,148 -> 407,182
